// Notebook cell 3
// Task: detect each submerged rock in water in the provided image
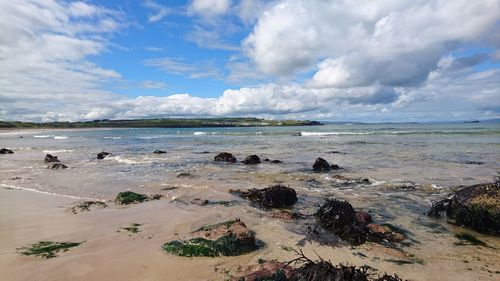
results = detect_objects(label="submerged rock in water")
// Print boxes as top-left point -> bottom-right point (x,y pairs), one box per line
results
230,184 -> 298,208
114,191 -> 161,205
44,154 -> 60,163
48,163 -> 68,169
315,199 -> 367,245
243,154 -> 261,164
270,159 -> 283,164
162,219 -> 258,257
313,157 -> 341,172
427,181 -> 500,234
0,148 -> 14,154
97,151 -> 111,159
153,150 -> 167,154
214,152 -> 237,163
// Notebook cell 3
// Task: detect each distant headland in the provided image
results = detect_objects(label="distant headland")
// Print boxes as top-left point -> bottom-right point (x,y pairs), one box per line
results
0,118 -> 322,129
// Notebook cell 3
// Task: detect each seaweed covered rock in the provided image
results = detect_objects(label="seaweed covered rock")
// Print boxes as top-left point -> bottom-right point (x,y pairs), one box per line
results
315,199 -> 367,245
427,181 -> 500,234
234,253 -> 405,281
48,163 -> 68,169
114,191 -> 161,205
0,148 -> 14,154
44,154 -> 60,163
97,151 -> 111,159
230,184 -> 298,208
313,157 -> 341,172
153,150 -> 167,154
243,155 -> 261,164
214,152 -> 237,163
162,219 -> 258,257
17,241 -> 83,259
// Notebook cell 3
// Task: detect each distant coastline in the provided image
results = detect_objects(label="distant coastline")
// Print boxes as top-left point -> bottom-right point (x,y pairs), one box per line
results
0,118 -> 322,129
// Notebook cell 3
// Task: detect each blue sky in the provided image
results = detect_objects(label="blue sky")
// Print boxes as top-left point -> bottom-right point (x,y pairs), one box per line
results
0,0 -> 499,122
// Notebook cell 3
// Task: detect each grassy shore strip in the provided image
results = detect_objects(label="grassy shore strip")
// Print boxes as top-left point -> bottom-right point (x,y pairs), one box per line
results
0,118 -> 321,129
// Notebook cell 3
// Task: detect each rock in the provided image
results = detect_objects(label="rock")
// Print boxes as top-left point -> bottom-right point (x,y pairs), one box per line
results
315,199 -> 367,245
162,219 -> 258,257
313,157 -> 341,172
355,211 -> 373,225
231,261 -> 294,281
427,181 -> 499,234
267,210 -> 304,221
230,184 -> 298,208
293,132 -> 302,136
191,198 -> 209,206
48,163 -> 68,169
44,154 -> 60,163
153,150 -> 167,154
270,160 -> 283,164
114,191 -> 161,205
0,148 -> 14,154
367,223 -> 406,243
176,172 -> 191,177
243,155 -> 261,164
263,158 -> 270,162
214,152 -> 237,163
97,151 -> 111,159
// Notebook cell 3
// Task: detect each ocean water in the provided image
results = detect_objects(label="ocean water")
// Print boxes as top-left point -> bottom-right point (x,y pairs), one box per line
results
0,123 -> 499,205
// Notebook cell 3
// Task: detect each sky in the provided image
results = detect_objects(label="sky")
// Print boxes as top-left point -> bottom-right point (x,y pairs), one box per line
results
0,0 -> 499,122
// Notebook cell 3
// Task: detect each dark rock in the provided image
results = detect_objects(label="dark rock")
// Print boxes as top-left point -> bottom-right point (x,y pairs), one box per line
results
0,148 -> 14,154
270,160 -> 283,164
313,157 -> 341,172
230,184 -> 298,208
315,199 -> 367,245
427,181 -> 499,234
462,161 -> 484,165
162,219 -> 258,257
263,158 -> 270,162
293,132 -> 302,136
243,155 -> 261,164
48,163 -> 68,169
97,151 -> 111,159
355,211 -> 373,225
176,172 -> 191,177
153,150 -> 167,154
44,154 -> 60,163
191,198 -> 209,206
214,152 -> 237,163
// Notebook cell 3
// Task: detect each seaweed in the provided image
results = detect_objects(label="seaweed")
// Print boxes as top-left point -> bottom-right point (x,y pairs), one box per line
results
70,201 -> 107,214
162,234 -> 258,257
17,241 -> 83,259
114,191 -> 160,205
121,223 -> 142,233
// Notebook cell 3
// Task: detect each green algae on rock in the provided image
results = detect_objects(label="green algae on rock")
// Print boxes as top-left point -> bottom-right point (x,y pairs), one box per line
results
162,220 -> 258,257
427,181 -> 499,235
17,241 -> 83,259
114,191 -> 161,205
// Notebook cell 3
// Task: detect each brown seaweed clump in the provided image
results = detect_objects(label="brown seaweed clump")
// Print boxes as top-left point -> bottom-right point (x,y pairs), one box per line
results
427,181 -> 499,235
230,184 -> 298,208
315,199 -> 367,245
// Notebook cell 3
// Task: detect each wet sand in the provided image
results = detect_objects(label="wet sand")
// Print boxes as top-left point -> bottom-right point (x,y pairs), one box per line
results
1,187 -> 499,281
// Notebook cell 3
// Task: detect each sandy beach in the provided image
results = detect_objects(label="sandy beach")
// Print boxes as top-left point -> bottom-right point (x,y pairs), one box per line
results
1,125 -> 499,280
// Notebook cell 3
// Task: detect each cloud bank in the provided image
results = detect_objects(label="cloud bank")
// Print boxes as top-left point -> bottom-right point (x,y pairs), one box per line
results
0,0 -> 499,122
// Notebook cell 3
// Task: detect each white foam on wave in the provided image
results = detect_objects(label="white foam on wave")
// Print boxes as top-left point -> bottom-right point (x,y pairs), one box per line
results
193,132 -> 207,136
300,131 -> 371,136
0,183 -> 101,201
104,136 -> 122,139
110,156 -> 150,165
43,149 -> 75,154
53,135 -> 68,140
34,135 -> 53,138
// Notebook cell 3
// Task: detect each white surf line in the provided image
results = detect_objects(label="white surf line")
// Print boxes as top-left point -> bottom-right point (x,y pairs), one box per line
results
0,183 -> 104,201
